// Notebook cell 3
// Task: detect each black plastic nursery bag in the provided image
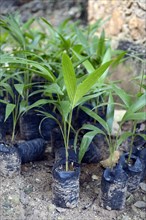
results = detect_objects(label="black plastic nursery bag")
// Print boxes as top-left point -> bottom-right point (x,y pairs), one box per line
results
52,160 -> 80,208
123,153 -> 143,192
16,138 -> 46,164
0,143 -> 21,177
100,164 -> 128,210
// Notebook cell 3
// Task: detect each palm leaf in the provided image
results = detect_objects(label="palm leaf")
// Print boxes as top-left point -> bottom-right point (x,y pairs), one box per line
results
62,53 -> 77,105
73,61 -> 112,106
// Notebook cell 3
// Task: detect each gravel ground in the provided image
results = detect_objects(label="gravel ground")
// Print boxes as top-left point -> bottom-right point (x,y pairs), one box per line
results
1,154 -> 146,220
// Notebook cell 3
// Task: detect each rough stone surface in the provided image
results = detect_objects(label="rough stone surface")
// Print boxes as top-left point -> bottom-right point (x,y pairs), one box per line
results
140,182 -> 146,192
0,0 -> 88,25
1,0 -> 145,48
134,201 -> 146,208
88,0 -> 146,45
0,0 -> 145,95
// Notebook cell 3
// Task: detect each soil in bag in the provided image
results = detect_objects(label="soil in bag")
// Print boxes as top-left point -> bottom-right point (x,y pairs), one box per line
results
52,160 -> 80,208
0,142 -> 21,177
100,164 -> 128,210
122,153 -> 143,192
0,103 -> 6,140
132,146 -> 146,182
0,102 -> 13,139
55,146 -> 78,163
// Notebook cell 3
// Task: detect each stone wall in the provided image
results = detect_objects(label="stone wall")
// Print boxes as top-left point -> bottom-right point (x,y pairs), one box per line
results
0,0 -> 88,26
1,0 -> 145,45
88,0 -> 146,46
0,0 -> 145,96
88,0 -> 146,97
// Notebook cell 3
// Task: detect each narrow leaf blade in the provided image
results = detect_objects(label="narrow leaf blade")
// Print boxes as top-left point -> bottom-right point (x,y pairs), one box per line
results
81,106 -> 110,134
14,84 -> 25,98
78,130 -> 98,163
74,61 -> 112,106
62,53 -> 76,104
106,93 -> 114,133
5,103 -> 15,121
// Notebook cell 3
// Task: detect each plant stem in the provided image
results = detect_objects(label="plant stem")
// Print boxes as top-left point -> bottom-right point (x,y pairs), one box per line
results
139,63 -> 145,95
128,121 -> 137,162
64,120 -> 68,171
11,95 -> 19,142
65,110 -> 73,171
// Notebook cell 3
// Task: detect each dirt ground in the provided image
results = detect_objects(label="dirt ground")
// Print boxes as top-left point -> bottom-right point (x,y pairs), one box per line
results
1,151 -> 146,220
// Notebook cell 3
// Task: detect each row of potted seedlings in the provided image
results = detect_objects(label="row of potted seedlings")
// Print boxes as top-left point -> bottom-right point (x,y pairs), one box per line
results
0,53 -> 145,211
0,15 -> 146,211
0,105 -> 145,210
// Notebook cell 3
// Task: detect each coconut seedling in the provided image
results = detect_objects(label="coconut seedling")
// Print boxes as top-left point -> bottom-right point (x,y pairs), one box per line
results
0,14 -> 57,141
36,52 -> 113,208
80,88 -> 146,167
79,84 -> 146,210
38,52 -> 113,171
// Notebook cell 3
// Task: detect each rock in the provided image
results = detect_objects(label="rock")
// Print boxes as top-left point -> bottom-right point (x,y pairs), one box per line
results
128,15 -> 145,40
92,174 -> 98,180
88,0 -> 146,44
134,201 -> 146,208
47,203 -> 56,213
16,0 -> 33,6
32,209 -> 40,218
21,165 -> 29,172
135,7 -> 146,18
68,6 -> 80,18
117,40 -> 146,59
126,194 -> 134,205
131,204 -> 139,213
139,182 -> 146,192
31,1 -> 44,13
137,0 -> 146,11
125,8 -> 132,16
129,15 -> 139,29
57,217 -> 65,220
94,188 -> 99,194
55,207 -> 66,213
2,200 -> 13,210
86,185 -> 90,189
140,211 -> 146,219
20,191 -> 29,205
35,178 -> 41,183
10,195 -> 20,205
23,185 -> 33,194
106,10 -> 124,35
120,216 -> 132,220
127,0 -> 133,8
0,0 -> 87,25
